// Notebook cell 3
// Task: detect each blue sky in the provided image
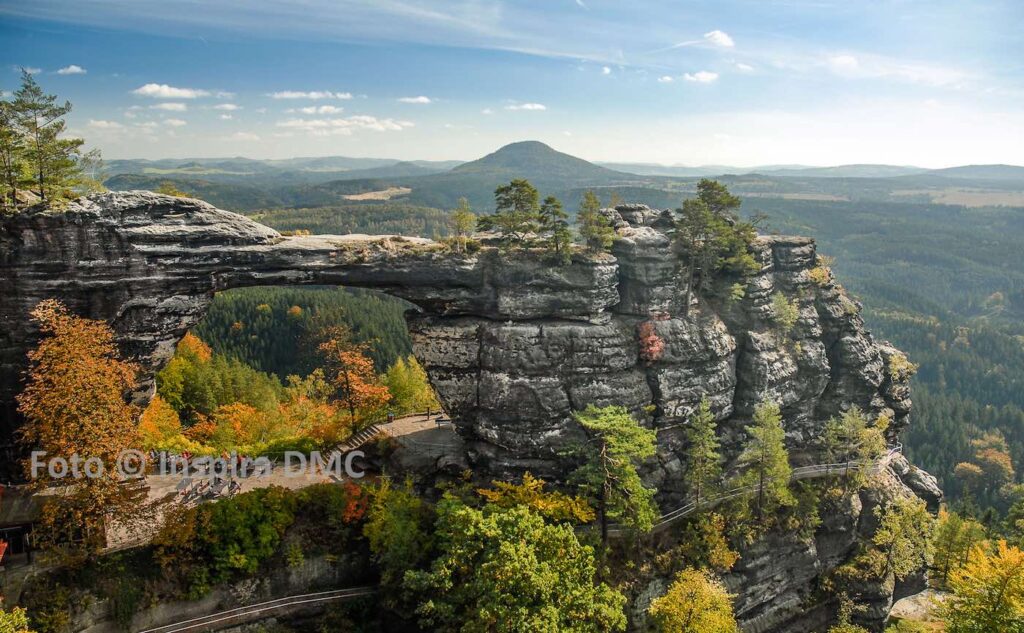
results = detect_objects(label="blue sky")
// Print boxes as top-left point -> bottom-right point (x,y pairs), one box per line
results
1,0 -> 1022,166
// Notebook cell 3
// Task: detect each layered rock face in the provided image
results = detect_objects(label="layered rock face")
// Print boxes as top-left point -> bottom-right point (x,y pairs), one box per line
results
0,192 -> 937,631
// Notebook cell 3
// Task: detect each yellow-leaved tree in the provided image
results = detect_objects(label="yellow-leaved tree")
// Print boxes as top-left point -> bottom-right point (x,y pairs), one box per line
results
941,540 -> 1024,632
648,568 -> 739,633
16,300 -> 145,554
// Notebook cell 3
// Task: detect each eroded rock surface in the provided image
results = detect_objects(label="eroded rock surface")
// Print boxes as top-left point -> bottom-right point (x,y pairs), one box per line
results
0,192 -> 935,632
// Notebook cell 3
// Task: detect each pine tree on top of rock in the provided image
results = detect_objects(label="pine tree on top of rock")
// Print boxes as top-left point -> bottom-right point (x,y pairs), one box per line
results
477,178 -> 541,245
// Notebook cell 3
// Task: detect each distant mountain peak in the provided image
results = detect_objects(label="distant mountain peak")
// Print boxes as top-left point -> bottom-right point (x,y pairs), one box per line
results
451,140 -> 632,181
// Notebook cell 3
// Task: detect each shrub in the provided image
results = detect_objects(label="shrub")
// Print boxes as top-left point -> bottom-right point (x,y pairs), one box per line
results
887,351 -> 918,382
770,292 -> 800,335
638,321 -> 666,362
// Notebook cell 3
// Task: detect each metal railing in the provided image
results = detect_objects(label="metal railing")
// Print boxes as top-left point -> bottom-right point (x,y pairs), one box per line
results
608,444 -> 903,536
136,586 -> 378,633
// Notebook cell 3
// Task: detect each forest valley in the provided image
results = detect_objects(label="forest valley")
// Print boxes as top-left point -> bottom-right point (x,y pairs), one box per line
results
2,72 -> 1024,633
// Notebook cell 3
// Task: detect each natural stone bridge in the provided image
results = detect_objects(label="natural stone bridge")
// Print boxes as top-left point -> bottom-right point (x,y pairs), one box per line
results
2,192 -> 910,486
0,191 -> 939,632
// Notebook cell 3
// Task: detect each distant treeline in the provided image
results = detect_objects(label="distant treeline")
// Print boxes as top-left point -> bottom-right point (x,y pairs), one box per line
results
193,286 -> 414,378
249,203 -> 455,238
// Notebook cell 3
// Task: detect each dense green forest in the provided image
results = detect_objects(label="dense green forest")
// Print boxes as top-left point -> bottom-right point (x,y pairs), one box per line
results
193,286 -> 414,378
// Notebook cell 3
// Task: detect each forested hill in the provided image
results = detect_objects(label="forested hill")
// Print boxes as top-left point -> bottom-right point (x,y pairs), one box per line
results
193,287 -> 414,378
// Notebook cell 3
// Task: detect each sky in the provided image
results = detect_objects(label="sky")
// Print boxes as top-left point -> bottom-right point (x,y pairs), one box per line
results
1,0 -> 1022,167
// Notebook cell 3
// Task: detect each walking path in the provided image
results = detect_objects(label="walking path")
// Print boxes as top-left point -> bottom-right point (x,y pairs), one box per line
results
135,587 -> 378,633
609,444 -> 902,536
106,412 -> 458,551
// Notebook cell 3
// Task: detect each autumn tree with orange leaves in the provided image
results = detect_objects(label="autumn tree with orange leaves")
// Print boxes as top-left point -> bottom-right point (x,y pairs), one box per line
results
16,300 -> 146,554
317,325 -> 391,424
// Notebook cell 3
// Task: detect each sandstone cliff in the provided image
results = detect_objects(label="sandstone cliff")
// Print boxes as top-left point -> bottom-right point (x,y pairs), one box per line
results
0,192 -> 941,631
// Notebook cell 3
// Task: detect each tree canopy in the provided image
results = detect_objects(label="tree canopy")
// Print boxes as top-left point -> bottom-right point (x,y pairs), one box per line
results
404,498 -> 627,632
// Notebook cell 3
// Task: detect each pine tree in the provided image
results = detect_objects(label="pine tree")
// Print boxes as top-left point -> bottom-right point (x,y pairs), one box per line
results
577,190 -> 615,253
539,194 -> 573,263
0,99 -> 24,211
673,180 -> 759,315
12,70 -> 90,204
571,404 -> 658,544
735,400 -> 795,522
685,397 -> 723,508
477,179 -> 540,245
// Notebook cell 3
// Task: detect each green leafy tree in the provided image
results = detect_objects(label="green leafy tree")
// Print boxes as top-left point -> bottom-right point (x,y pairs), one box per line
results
477,178 -> 540,245
571,405 -> 659,544
823,407 -> 888,490
734,400 -> 795,523
539,195 -> 573,263
383,355 -> 440,416
404,499 -> 627,632
828,595 -> 869,633
364,477 -> 433,585
12,70 -> 93,205
685,397 -> 723,507
648,568 -> 739,633
872,496 -> 934,581
450,196 -> 476,253
941,540 -> 1024,633
577,190 -> 615,253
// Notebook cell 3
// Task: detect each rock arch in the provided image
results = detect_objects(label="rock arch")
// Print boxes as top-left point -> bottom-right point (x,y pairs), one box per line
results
1,192 -> 910,485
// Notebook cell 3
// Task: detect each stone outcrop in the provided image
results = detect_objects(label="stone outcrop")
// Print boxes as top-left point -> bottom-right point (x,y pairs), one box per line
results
0,192 -> 936,631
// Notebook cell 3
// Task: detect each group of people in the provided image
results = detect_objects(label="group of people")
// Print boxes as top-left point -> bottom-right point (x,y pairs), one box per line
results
176,476 -> 243,505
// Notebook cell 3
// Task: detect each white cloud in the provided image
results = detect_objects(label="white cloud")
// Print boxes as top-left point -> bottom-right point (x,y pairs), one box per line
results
481,108 -> 494,115
276,115 -> 414,136
150,102 -> 187,112
56,65 -> 86,75
229,132 -> 260,141
288,105 -> 345,114
821,53 -> 964,87
88,119 -> 123,129
268,90 -> 352,100
135,122 -> 159,129
601,66 -> 612,75
736,63 -> 754,72
219,114 -> 233,120
506,103 -> 547,111
657,75 -> 674,83
163,118 -> 187,127
213,103 -> 240,111
703,30 -> 735,48
827,54 -> 860,74
398,95 -> 432,104
684,71 -> 718,83
22,67 -> 42,75
133,83 -> 210,99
